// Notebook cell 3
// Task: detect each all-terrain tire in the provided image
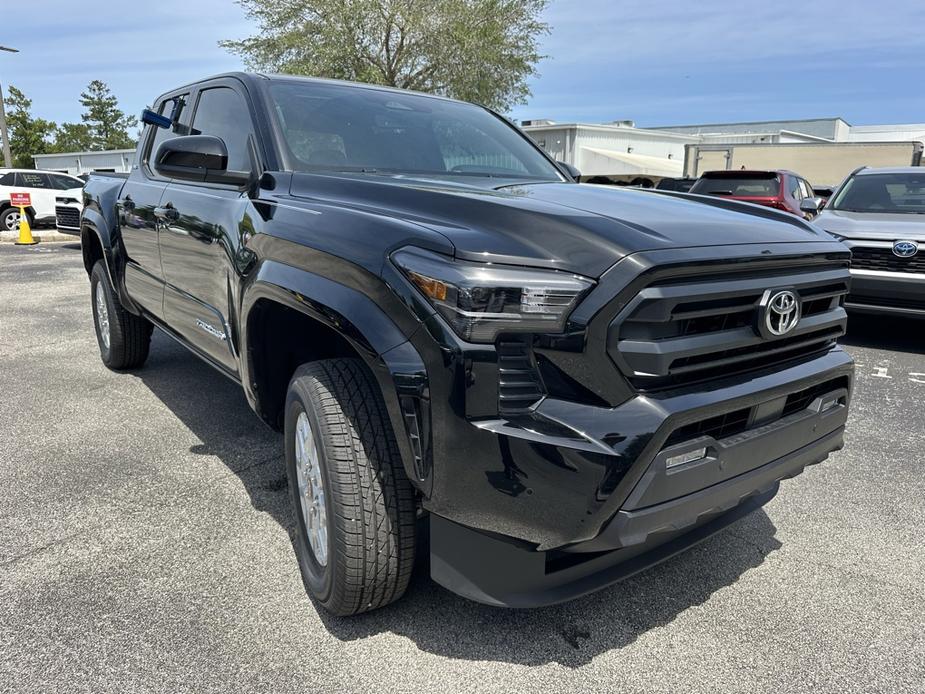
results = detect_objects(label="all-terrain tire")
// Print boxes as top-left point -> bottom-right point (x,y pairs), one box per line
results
90,260 -> 153,370
285,358 -> 417,616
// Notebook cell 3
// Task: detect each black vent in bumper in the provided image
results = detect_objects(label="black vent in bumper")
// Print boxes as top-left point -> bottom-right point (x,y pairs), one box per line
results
608,263 -> 850,390
55,205 -> 80,229
497,339 -> 543,413
850,246 -> 925,274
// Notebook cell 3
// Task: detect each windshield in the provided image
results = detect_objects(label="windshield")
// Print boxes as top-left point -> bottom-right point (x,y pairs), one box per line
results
269,82 -> 562,181
831,172 -> 925,213
690,175 -> 780,196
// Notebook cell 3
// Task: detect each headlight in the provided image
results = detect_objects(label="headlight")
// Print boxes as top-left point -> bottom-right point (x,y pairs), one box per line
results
392,247 -> 594,343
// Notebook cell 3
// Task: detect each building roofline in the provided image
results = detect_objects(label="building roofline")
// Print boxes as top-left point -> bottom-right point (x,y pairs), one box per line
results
649,116 -> 852,130
522,122 -> 699,141
34,149 -> 137,157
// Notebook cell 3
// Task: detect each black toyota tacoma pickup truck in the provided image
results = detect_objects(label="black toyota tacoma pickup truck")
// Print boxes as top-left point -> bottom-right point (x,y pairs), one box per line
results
80,72 -> 853,615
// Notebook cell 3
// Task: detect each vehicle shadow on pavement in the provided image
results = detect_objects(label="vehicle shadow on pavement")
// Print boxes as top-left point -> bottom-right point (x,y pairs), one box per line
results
138,330 -> 781,668
138,331 -> 294,532
841,313 -> 924,354
317,509 -> 780,667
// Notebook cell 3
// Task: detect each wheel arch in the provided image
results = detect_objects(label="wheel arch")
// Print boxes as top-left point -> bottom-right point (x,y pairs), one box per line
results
242,260 -> 432,494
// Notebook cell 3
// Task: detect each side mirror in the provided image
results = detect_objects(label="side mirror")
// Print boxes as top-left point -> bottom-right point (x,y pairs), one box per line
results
557,161 -> 581,181
800,196 -> 823,214
154,135 -> 252,186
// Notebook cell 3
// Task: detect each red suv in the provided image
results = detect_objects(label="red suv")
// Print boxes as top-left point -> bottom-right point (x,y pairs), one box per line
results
689,170 -> 819,218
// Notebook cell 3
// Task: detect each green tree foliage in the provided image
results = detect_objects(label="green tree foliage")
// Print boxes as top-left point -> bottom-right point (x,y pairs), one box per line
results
3,85 -> 56,168
79,80 -> 136,150
51,122 -> 94,153
221,0 -> 549,112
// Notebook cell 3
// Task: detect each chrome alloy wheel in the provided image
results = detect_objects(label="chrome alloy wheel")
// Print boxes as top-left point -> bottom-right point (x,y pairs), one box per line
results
95,283 -> 111,349
295,411 -> 328,566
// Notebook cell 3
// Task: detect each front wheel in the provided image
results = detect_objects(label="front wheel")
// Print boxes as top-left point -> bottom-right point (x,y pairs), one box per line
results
285,359 -> 417,616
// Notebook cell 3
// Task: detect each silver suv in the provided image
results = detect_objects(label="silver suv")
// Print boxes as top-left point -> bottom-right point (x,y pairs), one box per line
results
814,166 -> 925,317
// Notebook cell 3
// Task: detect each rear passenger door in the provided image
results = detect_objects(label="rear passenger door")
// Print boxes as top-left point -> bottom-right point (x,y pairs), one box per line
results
14,172 -> 55,218
159,81 -> 257,375
119,91 -> 191,320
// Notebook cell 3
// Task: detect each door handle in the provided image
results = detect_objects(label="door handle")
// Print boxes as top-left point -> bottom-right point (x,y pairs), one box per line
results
154,205 -> 179,222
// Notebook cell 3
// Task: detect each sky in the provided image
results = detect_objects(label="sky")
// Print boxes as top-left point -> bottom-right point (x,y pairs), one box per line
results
4,0 -> 925,130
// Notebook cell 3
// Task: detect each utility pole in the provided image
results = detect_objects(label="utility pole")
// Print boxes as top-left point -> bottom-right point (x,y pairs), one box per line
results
0,45 -> 19,168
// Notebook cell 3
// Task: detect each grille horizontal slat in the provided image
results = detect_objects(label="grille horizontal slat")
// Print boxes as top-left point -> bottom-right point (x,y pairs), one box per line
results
850,246 -> 925,274
497,340 -> 543,412
608,261 -> 850,390
55,206 -> 80,228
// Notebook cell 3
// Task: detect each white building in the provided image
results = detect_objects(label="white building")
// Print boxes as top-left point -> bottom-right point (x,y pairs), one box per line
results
524,116 -> 925,183
32,149 -> 135,175
522,120 -> 697,181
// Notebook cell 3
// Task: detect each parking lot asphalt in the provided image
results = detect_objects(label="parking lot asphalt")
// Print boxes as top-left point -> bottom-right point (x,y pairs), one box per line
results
1,242 -> 923,694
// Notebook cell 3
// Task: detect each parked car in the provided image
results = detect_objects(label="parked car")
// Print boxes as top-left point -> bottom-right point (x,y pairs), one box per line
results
81,72 -> 853,615
655,176 -> 697,192
55,194 -> 83,235
814,166 -> 925,316
0,169 -> 85,232
689,170 -> 822,218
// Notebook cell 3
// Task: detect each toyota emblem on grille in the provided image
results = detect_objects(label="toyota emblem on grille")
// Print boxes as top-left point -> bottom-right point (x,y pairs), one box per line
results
759,289 -> 801,338
893,240 -> 919,258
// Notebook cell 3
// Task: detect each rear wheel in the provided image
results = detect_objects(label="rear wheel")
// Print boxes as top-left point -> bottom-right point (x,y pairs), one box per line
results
90,260 -> 152,370
285,359 -> 417,616
1,207 -> 29,233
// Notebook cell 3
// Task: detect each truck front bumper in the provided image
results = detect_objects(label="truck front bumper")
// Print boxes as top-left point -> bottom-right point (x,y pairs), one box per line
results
846,269 -> 925,317
428,349 -> 852,607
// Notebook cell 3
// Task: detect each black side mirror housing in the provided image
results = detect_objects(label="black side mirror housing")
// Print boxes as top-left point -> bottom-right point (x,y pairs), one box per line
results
557,161 -> 581,181
154,135 -> 252,186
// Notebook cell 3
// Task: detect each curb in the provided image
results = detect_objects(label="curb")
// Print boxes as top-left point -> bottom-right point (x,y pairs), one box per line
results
0,230 -> 79,244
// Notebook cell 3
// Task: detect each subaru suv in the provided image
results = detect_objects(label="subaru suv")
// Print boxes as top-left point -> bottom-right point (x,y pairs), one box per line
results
814,166 -> 925,317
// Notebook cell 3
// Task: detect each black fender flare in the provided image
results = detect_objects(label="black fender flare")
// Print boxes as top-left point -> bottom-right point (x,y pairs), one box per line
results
80,205 -> 144,314
241,260 -> 432,494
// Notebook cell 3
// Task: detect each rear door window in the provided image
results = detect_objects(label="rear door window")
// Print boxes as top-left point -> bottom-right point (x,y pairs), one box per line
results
15,172 -> 50,189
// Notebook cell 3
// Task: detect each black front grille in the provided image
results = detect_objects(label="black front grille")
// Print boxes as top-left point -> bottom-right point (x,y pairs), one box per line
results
665,376 -> 849,448
497,340 -> 543,413
665,406 -> 751,448
850,246 -> 925,274
55,206 -> 80,228
609,261 -> 850,390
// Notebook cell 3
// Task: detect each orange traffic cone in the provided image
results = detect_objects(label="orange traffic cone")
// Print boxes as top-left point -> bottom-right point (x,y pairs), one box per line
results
14,206 -> 37,246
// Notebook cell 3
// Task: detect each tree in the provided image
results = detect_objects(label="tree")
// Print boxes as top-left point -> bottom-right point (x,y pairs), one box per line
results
79,80 -> 136,150
2,85 -> 56,168
51,122 -> 93,153
221,0 -> 549,112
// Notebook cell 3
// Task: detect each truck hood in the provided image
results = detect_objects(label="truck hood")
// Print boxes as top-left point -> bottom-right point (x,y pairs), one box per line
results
289,173 -> 833,277
814,209 -> 925,241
